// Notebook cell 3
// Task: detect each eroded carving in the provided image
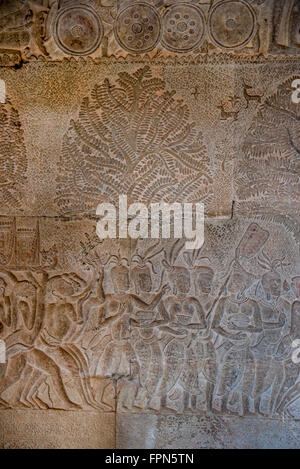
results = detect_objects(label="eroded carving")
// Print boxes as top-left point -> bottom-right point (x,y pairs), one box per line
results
53,5 -> 103,56
2,1 -> 300,62
0,99 -> 27,209
208,0 -> 256,50
0,217 -> 57,269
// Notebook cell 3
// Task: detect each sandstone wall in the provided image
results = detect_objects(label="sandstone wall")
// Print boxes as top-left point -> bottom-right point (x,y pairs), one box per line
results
0,0 -> 299,449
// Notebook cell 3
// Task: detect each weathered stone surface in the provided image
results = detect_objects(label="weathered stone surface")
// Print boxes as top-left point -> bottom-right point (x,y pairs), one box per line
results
0,410 -> 115,449
117,413 -> 300,449
0,0 -> 299,450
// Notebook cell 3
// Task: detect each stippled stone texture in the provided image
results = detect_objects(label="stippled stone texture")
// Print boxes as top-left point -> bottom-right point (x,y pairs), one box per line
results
0,0 -> 299,449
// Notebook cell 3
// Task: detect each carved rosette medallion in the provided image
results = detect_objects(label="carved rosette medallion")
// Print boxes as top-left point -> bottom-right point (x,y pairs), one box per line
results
208,0 -> 256,49
161,3 -> 206,52
54,5 -> 103,56
114,3 -> 161,53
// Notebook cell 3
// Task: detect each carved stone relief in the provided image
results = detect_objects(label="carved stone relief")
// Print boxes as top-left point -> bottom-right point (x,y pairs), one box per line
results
0,0 -> 299,451
208,0 -> 257,50
161,3 -> 206,53
53,5 -> 104,56
1,1 -> 300,65
56,66 -> 212,212
0,217 -> 298,421
0,98 -> 27,209
235,74 -> 300,242
114,3 -> 161,53
0,59 -> 242,217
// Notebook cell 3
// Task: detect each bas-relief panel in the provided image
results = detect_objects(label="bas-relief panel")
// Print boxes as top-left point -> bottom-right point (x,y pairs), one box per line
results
0,0 -> 299,450
0,62 -> 300,218
0,218 -> 117,411
56,65 -> 213,211
0,62 -> 239,217
0,217 -> 299,422
1,0 -> 300,63
0,63 -> 299,423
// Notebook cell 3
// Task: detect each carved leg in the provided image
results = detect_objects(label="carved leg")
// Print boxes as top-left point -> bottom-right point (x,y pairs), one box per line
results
206,381 -> 214,411
21,369 -> 46,409
241,393 -> 251,416
183,390 -> 190,411
27,349 -> 81,410
0,355 -> 26,408
191,394 -> 197,411
269,367 -> 285,416
20,367 -> 39,408
253,359 -> 271,415
277,382 -> 300,414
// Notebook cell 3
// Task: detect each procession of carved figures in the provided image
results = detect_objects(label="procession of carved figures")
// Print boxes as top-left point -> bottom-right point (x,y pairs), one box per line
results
0,220 -> 299,418
1,0 -> 300,64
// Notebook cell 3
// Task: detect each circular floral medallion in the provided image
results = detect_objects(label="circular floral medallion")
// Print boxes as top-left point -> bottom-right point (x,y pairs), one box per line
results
208,0 -> 256,50
114,3 -> 161,53
162,3 -> 205,52
54,6 -> 103,56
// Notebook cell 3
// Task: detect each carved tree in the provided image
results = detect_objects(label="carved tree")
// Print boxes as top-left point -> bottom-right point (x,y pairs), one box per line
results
0,99 -> 27,207
56,66 -> 212,213
235,76 -> 300,240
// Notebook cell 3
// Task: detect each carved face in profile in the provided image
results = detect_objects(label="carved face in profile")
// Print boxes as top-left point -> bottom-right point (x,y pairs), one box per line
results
262,271 -> 282,298
111,265 -> 130,293
194,267 -> 214,294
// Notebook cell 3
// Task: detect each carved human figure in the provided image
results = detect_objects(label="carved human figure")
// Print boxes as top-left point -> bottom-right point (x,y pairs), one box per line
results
250,268 -> 288,415
211,261 -> 264,415
37,272 -> 107,410
140,264 -> 216,412
92,262 -> 168,383
132,265 -> 152,295
0,271 -> 77,409
0,277 -> 12,331
127,319 -> 165,411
